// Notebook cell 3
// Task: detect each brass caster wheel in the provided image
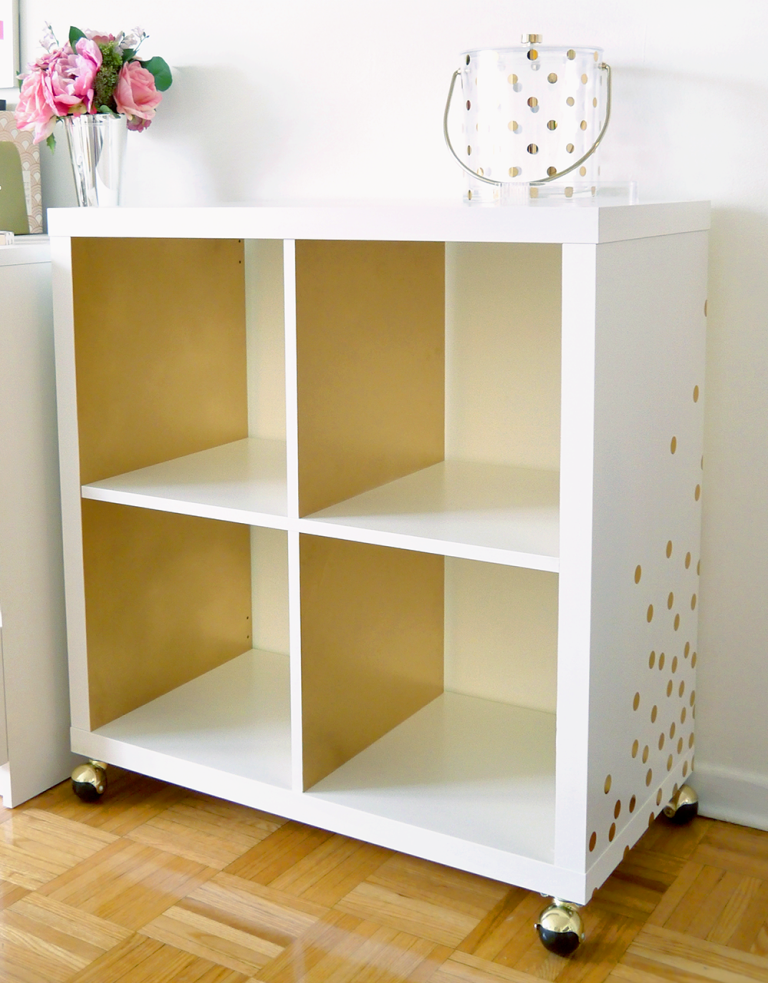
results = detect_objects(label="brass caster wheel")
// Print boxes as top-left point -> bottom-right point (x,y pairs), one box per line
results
535,899 -> 585,955
663,784 -> 698,825
71,760 -> 107,802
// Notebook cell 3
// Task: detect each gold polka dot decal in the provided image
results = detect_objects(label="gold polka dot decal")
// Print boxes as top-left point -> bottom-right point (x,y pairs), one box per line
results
642,745 -> 649,763
689,732 -> 695,748
528,49 -> 539,60
670,436 -> 677,454
659,653 -> 665,671
651,705 -> 658,723
547,166 -> 557,176
579,165 -> 587,176
648,651 -> 655,669
647,605 -> 654,623
567,49 -> 576,59
547,119 -> 557,130
633,692 -> 640,711
509,166 -> 520,177
691,594 -> 697,610
566,96 -> 575,106
632,739 -> 639,757
589,831 -> 597,851
466,100 -> 471,110
674,614 -> 680,631
681,707 -> 687,723
684,641 -> 690,658
667,754 -> 674,772
667,592 -> 674,610
508,120 -> 519,131
566,143 -> 575,153
565,187 -> 574,197
527,143 -> 539,154
527,96 -> 538,108
656,788 -> 663,806
695,485 -> 701,501
548,73 -> 558,83
666,680 -> 673,697
581,73 -> 588,83
683,761 -> 689,777
697,560 -> 701,575
609,823 -> 616,842
593,97 -> 598,107
658,733 -> 665,750
672,656 -> 678,673
614,800 -> 621,818
694,385 -> 700,403
685,552 -> 692,569
635,565 -> 642,584
670,722 -> 676,738
704,300 -> 708,316
692,651 -> 697,667
667,540 -> 673,558
690,690 -> 696,706
594,51 -> 599,61
467,145 -> 472,156
580,120 -> 588,130
604,774 -> 612,794
646,769 -> 653,787
508,73 -> 518,84
678,737 -> 684,753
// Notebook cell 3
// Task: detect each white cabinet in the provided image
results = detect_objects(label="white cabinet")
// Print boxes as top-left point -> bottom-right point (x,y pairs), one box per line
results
49,201 -> 708,904
0,239 -> 75,806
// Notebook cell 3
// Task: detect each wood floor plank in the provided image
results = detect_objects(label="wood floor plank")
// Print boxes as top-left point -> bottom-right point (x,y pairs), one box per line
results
253,908 -> 452,983
225,822 -> 334,885
140,870 -> 327,975
17,768 -> 188,836
620,923 -> 768,983
268,834 -> 391,905
435,951 -> 548,982
0,810 -> 118,890
663,865 -> 728,935
37,837 -> 217,930
128,793 -> 285,869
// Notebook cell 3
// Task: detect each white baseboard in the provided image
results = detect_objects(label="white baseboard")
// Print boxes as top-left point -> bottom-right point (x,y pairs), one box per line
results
693,761 -> 768,831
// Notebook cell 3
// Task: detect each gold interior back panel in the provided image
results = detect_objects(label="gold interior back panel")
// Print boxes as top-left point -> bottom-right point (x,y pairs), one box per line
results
72,238 -> 248,485
82,499 -> 252,729
295,240 -> 445,516
299,535 -> 444,789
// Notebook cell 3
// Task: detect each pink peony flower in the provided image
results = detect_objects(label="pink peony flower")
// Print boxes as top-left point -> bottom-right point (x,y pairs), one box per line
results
115,60 -> 162,130
48,39 -> 102,116
15,54 -> 59,143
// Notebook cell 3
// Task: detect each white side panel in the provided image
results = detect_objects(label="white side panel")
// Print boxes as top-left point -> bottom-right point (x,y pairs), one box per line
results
245,239 -> 286,442
0,255 -> 75,805
555,244 -> 597,871
51,235 -> 90,733
0,627 -> 7,765
585,231 -> 707,893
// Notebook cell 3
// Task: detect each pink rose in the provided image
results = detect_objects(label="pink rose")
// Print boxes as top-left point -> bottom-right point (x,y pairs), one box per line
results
15,55 -> 58,143
115,61 -> 162,130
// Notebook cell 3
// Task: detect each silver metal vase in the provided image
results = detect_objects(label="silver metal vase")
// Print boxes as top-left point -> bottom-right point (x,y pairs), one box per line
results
63,113 -> 127,207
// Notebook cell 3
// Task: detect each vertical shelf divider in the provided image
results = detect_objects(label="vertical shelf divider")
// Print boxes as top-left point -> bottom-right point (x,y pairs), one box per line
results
283,238 -> 305,790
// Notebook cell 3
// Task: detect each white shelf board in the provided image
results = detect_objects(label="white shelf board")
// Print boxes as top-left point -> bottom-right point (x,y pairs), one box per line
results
89,649 -> 292,788
301,460 -> 559,570
47,201 -> 710,246
308,691 -> 556,864
82,437 -> 288,527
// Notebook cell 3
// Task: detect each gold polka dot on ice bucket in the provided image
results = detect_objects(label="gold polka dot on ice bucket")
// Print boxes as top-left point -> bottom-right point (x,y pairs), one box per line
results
508,73 -> 518,84
548,72 -> 558,83
579,166 -> 587,176
580,119 -> 588,130
566,96 -> 575,106
547,119 -> 557,130
509,166 -> 520,177
567,49 -> 576,59
581,73 -> 589,83
508,120 -> 519,131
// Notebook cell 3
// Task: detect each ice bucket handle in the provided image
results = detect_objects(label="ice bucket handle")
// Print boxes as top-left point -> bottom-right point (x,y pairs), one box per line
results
443,62 -> 612,188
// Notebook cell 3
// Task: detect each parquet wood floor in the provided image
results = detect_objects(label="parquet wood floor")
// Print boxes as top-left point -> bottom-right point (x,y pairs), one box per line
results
1,768 -> 767,982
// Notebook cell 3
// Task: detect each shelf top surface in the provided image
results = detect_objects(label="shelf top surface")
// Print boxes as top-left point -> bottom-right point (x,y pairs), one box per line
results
47,199 -> 710,245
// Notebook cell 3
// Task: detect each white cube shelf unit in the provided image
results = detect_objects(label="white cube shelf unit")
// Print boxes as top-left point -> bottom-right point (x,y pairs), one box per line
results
49,201 -> 709,905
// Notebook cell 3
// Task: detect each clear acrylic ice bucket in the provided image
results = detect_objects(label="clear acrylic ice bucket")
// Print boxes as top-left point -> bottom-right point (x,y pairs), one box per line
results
444,41 -> 611,203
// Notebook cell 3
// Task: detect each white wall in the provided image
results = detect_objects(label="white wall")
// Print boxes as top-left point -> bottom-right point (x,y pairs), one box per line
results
12,0 -> 768,828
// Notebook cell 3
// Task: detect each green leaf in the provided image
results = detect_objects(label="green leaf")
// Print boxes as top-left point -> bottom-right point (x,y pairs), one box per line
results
140,56 -> 172,92
46,133 -> 56,152
98,105 -> 115,114
68,26 -> 86,47
121,48 -> 136,64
